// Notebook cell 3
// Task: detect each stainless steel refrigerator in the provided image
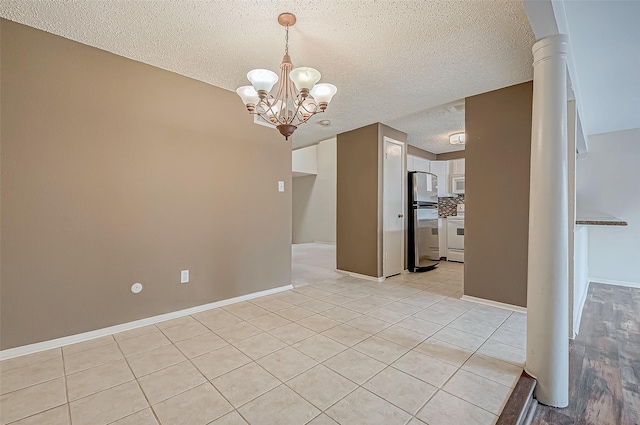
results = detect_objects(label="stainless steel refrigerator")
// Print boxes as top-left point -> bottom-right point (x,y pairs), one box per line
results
408,172 -> 440,272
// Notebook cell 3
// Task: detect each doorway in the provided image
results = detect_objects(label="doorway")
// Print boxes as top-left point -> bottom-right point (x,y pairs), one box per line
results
383,137 -> 406,277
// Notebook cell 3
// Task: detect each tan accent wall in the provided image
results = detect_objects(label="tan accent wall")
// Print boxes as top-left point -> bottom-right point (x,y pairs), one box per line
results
336,123 -> 406,278
436,150 -> 465,161
0,20 -> 292,349
336,124 -> 379,277
464,82 -> 533,308
407,145 -> 436,160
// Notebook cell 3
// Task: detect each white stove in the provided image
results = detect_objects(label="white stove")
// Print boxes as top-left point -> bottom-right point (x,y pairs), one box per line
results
447,204 -> 465,262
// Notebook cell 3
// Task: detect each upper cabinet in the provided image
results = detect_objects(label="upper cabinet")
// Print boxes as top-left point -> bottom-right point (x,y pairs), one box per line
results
407,154 -> 414,172
415,157 -> 431,173
450,158 -> 465,194
451,158 -> 465,176
407,154 -> 430,173
430,161 -> 450,197
409,156 -> 464,196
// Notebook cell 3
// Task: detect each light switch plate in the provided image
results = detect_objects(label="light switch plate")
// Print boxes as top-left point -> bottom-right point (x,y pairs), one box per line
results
181,270 -> 189,283
278,181 -> 285,192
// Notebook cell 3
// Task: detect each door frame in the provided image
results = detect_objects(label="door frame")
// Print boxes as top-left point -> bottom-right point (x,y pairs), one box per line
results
382,136 -> 406,278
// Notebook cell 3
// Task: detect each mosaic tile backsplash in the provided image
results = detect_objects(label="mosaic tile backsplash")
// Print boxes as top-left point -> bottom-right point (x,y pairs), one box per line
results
438,195 -> 464,218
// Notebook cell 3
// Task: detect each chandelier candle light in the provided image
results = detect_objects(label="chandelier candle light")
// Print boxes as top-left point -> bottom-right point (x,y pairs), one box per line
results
236,13 -> 337,140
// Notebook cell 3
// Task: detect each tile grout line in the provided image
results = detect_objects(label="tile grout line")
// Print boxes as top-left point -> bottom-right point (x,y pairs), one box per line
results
61,348 -> 74,425
111,332 -> 160,425
298,274 -> 465,420
158,315 -> 252,419
412,307 -> 517,419
1,349 -> 69,425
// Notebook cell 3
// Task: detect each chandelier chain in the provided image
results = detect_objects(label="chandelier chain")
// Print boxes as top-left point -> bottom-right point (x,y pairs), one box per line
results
285,24 -> 289,55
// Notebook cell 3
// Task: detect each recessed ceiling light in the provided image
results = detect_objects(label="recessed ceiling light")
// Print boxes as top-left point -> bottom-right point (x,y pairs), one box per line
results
318,120 -> 332,126
449,132 -> 465,145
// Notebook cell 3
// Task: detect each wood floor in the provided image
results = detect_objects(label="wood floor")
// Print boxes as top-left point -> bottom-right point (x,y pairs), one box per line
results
533,283 -> 640,425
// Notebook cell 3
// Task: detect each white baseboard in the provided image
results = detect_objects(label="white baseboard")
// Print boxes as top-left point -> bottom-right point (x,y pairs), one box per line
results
590,277 -> 640,289
0,284 -> 293,361
312,241 -> 336,245
336,269 -> 385,283
461,295 -> 527,314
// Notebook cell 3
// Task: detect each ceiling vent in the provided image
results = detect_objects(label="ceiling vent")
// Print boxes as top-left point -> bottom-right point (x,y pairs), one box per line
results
444,101 -> 465,113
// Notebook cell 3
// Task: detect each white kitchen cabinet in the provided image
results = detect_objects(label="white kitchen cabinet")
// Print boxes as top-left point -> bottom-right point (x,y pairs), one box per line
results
449,158 -> 465,194
430,161 -> 450,197
451,158 -> 465,176
409,155 -> 429,172
414,157 -> 430,173
407,155 -> 416,171
407,155 -> 430,173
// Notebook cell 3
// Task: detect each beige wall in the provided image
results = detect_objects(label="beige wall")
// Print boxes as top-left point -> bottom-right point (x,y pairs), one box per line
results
0,20 -> 292,349
292,138 -> 336,244
336,124 -> 380,277
336,123 -> 407,278
436,150 -> 465,161
407,145 -> 436,160
464,82 -> 533,308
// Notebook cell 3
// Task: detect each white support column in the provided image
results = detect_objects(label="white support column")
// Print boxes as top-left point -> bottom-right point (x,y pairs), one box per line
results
526,34 -> 570,408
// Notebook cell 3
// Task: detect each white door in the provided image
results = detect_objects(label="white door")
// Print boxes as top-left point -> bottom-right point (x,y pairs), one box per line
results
383,137 -> 405,277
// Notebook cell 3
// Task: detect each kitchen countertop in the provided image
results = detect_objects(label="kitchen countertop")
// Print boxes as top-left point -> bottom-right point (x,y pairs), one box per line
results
575,216 -> 628,226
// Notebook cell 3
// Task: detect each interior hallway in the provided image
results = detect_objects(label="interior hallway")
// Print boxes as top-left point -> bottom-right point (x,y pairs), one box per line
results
532,283 -> 640,425
1,254 -> 526,425
292,243 -> 345,287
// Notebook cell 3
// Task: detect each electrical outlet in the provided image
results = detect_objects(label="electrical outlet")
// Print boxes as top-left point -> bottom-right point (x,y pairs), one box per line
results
181,270 -> 189,284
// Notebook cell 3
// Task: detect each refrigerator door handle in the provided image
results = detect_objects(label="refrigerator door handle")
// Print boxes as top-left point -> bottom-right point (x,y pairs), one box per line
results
413,211 -> 420,268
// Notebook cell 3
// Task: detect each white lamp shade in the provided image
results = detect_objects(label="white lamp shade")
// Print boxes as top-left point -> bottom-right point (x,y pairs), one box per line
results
289,67 -> 321,91
310,83 -> 337,104
247,69 -> 279,92
265,100 -> 284,117
236,86 -> 260,105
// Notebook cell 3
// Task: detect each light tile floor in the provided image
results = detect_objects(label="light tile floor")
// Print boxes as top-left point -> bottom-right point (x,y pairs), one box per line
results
0,261 -> 527,425
291,243 -> 346,286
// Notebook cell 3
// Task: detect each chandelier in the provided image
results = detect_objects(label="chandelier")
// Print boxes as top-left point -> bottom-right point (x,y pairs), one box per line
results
236,13 -> 337,140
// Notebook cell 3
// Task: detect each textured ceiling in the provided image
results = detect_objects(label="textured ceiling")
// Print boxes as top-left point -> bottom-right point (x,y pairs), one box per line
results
0,0 -> 535,152
387,100 -> 466,154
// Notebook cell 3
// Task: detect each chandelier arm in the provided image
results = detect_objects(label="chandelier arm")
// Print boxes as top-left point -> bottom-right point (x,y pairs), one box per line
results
286,67 -> 295,124
259,95 -> 283,124
301,99 -> 319,114
292,98 -> 304,119
272,81 -> 284,111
